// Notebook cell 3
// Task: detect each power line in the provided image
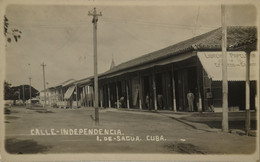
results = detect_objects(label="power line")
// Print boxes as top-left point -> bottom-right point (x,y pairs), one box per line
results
8,16 -> 217,30
105,20 -> 156,52
8,21 -> 91,29
102,16 -> 217,30
192,6 -> 200,36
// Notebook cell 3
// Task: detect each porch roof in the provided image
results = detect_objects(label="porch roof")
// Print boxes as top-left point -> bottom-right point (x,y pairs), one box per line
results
74,77 -> 92,87
99,26 -> 256,79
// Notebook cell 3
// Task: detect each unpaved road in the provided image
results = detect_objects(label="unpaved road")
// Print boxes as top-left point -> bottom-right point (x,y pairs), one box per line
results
4,106 -> 257,154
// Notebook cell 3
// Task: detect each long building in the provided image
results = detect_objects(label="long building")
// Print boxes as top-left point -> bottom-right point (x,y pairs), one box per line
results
45,26 -> 258,112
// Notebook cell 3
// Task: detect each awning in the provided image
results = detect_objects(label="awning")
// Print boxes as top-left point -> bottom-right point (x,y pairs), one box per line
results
100,51 -> 196,79
64,86 -> 76,99
197,51 -> 258,81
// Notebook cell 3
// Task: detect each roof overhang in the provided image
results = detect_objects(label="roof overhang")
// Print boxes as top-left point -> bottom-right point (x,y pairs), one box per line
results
99,51 -> 196,79
197,51 -> 258,81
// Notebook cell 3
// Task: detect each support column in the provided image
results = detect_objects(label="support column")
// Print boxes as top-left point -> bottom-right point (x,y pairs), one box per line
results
153,70 -> 157,111
139,73 -> 142,110
61,88 -> 64,101
171,64 -> 177,112
83,86 -> 86,107
100,88 -> 103,108
245,51 -> 251,135
197,57 -> 203,113
126,81 -> 130,109
86,86 -> 89,107
116,82 -> 119,109
108,84 -> 111,108
80,91 -> 83,107
76,84 -> 78,108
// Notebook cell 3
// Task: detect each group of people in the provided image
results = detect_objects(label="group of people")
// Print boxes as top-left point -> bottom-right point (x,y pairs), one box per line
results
187,88 -> 214,112
145,93 -> 164,110
120,89 -> 214,112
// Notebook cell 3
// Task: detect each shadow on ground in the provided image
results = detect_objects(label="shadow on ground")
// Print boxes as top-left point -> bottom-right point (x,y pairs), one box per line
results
180,117 -> 257,130
35,110 -> 54,113
165,142 -> 205,154
5,138 -> 52,154
5,116 -> 20,120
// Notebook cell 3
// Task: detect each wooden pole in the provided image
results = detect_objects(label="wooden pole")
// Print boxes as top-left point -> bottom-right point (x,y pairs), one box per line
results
100,88 -> 103,108
89,8 -> 102,125
108,85 -> 111,108
41,62 -> 47,111
221,5 -> 229,133
76,84 -> 78,108
153,70 -> 158,111
61,88 -> 63,101
139,73 -> 142,110
116,82 -> 119,109
197,58 -> 203,113
126,80 -> 130,109
29,77 -> 32,108
245,51 -> 251,135
172,64 -> 177,112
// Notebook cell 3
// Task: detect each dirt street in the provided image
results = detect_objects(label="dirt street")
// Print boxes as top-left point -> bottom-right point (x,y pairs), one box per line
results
4,106 -> 257,154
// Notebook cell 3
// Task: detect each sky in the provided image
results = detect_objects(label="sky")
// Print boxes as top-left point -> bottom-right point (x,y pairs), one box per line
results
4,3 -> 257,91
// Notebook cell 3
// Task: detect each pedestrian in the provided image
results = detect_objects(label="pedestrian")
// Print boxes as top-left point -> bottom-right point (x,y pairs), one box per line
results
157,94 -> 163,110
187,90 -> 194,112
206,88 -> 214,112
145,93 -> 150,110
119,96 -> 125,108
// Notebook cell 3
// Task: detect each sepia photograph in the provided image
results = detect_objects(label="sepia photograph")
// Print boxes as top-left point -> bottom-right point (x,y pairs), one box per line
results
1,0 -> 259,161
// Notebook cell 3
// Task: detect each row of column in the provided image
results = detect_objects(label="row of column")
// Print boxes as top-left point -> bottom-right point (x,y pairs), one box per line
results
104,81 -> 130,109
101,66 -> 179,111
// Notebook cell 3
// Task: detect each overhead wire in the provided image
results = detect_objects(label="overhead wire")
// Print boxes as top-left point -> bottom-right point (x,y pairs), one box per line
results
193,6 -> 201,36
8,23 -> 90,29
103,19 -> 156,54
102,16 -> 217,30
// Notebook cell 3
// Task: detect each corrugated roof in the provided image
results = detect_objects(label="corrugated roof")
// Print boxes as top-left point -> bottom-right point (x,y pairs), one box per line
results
100,26 -> 257,77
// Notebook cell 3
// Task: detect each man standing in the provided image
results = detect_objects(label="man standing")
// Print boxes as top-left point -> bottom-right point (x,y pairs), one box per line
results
206,88 -> 214,112
145,94 -> 150,110
187,90 -> 194,112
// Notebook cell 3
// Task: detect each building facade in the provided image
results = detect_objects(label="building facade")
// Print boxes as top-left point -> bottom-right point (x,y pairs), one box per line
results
44,26 -> 258,112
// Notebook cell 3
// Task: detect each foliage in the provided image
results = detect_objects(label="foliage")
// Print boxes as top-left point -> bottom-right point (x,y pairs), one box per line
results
4,81 -> 39,100
4,15 -> 22,43
4,81 -> 14,100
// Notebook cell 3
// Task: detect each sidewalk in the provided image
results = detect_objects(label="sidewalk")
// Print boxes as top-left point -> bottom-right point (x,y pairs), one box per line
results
105,107 -> 257,136
13,105 -> 257,136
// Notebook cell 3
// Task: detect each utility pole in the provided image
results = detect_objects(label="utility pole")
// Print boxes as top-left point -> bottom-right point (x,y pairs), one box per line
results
28,63 -> 32,108
29,77 -> 32,108
22,85 -> 25,106
41,62 -> 47,111
46,82 -> 49,106
88,8 -> 102,125
221,5 -> 229,133
245,51 -> 251,135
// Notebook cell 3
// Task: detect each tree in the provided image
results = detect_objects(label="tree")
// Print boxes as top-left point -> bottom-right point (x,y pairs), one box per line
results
12,85 -> 39,100
4,81 -> 14,100
4,15 -> 22,43
4,81 -> 39,101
